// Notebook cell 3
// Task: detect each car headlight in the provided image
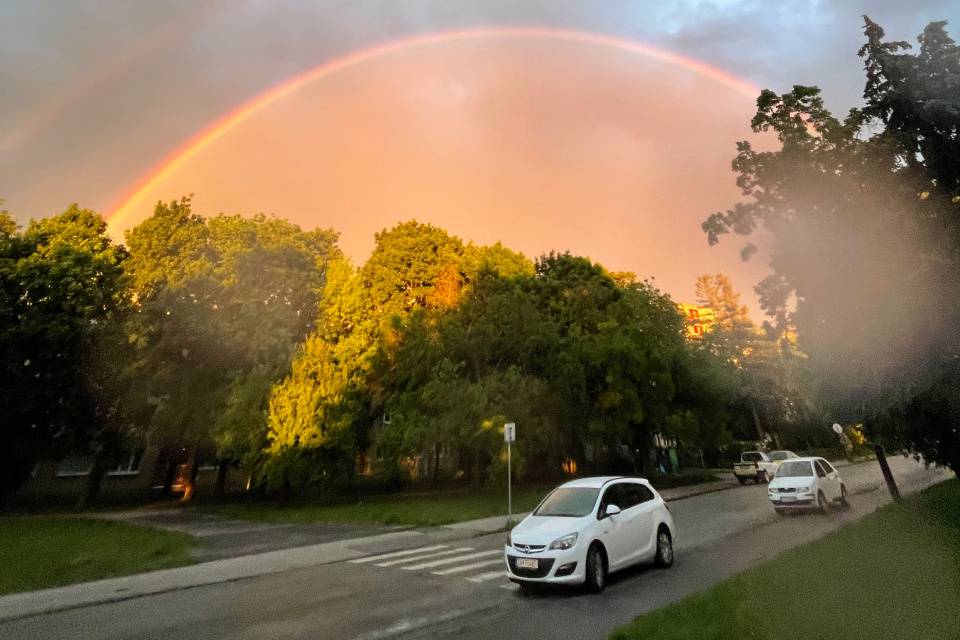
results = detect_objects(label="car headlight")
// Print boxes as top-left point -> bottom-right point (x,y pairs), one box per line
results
797,487 -> 810,493
549,533 -> 578,551
506,531 -> 513,548
768,487 -> 777,494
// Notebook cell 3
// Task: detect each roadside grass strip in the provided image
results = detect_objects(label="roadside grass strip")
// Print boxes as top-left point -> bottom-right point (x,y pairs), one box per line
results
0,516 -> 196,595
609,480 -> 960,640
204,487 -> 552,527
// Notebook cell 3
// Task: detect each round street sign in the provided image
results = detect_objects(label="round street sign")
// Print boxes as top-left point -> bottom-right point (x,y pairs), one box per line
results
832,423 -> 843,434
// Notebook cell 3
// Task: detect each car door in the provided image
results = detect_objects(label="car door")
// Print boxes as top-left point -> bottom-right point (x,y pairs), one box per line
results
813,460 -> 835,501
596,483 -> 633,571
629,483 -> 659,563
818,459 -> 842,501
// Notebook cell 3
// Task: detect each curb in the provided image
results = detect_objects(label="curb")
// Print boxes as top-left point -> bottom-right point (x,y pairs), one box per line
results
0,529 -> 424,623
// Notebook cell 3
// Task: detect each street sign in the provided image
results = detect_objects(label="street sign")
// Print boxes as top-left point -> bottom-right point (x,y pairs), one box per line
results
504,422 -> 516,442
832,423 -> 843,435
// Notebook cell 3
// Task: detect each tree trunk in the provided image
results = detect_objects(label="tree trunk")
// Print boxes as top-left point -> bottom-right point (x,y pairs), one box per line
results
161,458 -> 178,497
750,400 -> 765,444
432,443 -> 441,486
214,460 -> 230,500
77,450 -> 110,511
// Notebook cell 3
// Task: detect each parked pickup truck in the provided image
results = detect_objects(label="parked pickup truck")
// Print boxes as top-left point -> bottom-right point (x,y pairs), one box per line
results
733,451 -> 778,484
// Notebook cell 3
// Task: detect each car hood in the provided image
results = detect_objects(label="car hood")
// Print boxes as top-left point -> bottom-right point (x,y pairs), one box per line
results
511,515 -> 591,545
769,476 -> 814,490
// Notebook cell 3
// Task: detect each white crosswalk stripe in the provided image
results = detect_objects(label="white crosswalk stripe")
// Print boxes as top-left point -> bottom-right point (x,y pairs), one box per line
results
402,549 -> 501,571
432,558 -> 503,576
349,546 -> 513,589
468,569 -> 509,582
348,545 -> 448,564
376,547 -> 473,567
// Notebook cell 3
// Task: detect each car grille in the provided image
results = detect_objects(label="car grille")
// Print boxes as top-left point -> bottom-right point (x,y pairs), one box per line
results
512,544 -> 546,554
507,555 -> 555,578
777,487 -> 796,493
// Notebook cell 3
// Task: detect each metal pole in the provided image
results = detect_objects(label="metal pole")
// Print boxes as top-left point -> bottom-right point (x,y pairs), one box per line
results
874,445 -> 901,501
507,439 -> 512,521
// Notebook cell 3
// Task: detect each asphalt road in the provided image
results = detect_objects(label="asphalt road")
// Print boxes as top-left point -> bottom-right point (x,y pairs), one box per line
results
0,457 -> 949,640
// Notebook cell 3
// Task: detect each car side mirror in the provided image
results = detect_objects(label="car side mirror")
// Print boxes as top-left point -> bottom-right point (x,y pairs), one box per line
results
605,504 -> 621,518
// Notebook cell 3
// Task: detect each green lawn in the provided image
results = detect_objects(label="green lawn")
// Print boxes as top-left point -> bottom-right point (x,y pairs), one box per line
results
203,472 -> 720,527
610,480 -> 960,640
204,486 -> 555,526
0,516 -> 196,595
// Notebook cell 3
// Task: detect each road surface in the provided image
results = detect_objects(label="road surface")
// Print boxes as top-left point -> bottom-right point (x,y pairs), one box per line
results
0,457 -> 949,640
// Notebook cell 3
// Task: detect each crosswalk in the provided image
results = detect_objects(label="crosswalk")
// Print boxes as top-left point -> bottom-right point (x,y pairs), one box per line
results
348,544 -> 517,590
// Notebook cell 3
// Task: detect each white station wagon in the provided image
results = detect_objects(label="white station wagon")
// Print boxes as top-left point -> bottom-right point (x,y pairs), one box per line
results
505,476 -> 676,593
768,457 -> 850,514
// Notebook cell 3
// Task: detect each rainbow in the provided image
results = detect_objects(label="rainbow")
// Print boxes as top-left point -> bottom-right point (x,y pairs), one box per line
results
107,26 -> 759,236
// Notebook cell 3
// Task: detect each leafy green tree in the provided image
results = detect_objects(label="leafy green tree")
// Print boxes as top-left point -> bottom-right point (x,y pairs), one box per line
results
701,17 -> 960,478
124,197 -> 339,495
0,204 -> 129,497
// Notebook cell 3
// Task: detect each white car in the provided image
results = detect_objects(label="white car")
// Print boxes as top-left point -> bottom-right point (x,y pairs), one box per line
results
505,476 -> 676,593
768,457 -> 850,514
767,450 -> 799,465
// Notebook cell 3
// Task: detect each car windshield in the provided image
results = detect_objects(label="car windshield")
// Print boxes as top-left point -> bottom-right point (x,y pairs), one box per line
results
768,451 -> 789,461
533,487 -> 600,517
742,452 -> 764,462
776,461 -> 813,477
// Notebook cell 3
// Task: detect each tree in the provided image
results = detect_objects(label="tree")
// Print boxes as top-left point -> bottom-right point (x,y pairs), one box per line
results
0,204 -> 130,497
701,17 -> 960,479
124,197 -> 339,497
695,273 -> 751,332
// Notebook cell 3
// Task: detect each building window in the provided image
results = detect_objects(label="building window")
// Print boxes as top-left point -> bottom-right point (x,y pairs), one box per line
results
56,450 -> 144,477
56,452 -> 94,477
108,450 -> 144,476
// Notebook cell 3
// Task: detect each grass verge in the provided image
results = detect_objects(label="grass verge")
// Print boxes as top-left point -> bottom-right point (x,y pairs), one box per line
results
202,472 -> 721,526
610,480 -> 960,640
0,516 -> 196,595
203,486 -> 555,526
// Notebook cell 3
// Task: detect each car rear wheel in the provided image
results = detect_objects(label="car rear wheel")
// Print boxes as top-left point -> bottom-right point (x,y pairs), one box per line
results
737,477 -> 746,485
584,545 -> 606,594
817,490 -> 829,514
654,527 -> 674,568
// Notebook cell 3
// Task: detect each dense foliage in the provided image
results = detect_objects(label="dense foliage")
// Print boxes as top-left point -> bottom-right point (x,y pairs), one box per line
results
703,17 -> 960,478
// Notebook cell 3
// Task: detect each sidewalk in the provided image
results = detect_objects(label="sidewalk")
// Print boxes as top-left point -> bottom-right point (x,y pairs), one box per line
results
0,473 -> 740,622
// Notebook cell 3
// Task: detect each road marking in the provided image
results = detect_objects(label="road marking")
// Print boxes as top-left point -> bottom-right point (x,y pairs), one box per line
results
376,548 -> 474,567
469,569 -> 509,582
499,583 -> 520,590
349,545 -> 448,564
403,550 -> 501,571
432,559 -> 504,576
350,610 -> 467,640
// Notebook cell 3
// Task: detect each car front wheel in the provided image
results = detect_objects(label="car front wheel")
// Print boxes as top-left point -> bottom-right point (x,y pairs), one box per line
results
817,490 -> 829,514
584,545 -> 606,594
654,527 -> 674,568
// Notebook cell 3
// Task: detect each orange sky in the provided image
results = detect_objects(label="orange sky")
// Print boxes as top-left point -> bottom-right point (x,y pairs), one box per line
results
107,34 -> 773,312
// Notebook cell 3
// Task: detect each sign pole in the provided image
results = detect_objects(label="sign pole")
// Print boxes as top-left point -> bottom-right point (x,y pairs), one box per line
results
505,422 -> 515,523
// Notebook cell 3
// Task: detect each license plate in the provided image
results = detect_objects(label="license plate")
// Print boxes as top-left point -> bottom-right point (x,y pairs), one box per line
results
516,558 -> 538,570
781,496 -> 796,502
